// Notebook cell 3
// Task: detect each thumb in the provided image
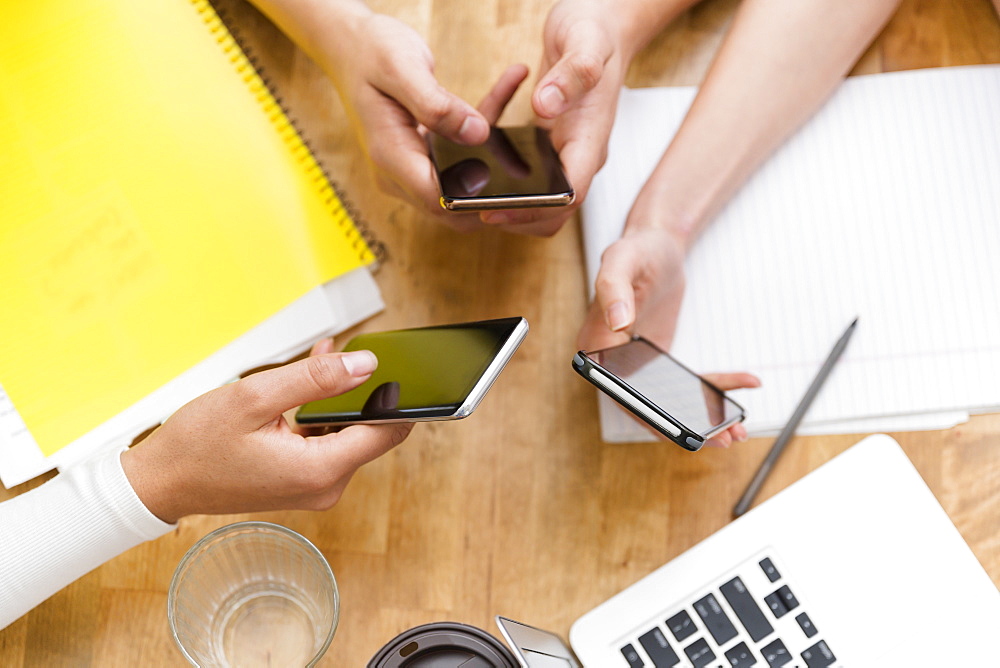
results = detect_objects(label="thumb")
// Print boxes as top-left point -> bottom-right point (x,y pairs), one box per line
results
595,242 -> 641,334
533,22 -> 612,118
237,351 -> 378,424
577,244 -> 641,351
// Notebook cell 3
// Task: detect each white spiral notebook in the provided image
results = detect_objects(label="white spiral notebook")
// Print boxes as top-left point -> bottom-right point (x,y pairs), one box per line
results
582,65 -> 1000,442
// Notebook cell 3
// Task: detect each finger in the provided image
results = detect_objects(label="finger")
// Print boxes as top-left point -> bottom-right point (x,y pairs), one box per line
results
238,351 -> 378,424
310,338 -> 334,356
704,431 -> 734,449
376,65 -> 489,145
730,423 -> 749,442
533,24 -> 613,118
594,241 -> 643,334
700,372 -> 762,392
308,422 -> 414,472
480,204 -> 573,231
478,64 -> 530,124
577,299 -> 633,352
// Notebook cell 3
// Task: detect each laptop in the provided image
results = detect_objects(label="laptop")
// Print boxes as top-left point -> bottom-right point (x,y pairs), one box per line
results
496,434 -> 1000,667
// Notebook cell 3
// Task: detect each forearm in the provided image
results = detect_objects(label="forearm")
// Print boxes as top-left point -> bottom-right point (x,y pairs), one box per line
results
614,0 -> 708,61
244,0 -> 371,77
633,0 -> 901,248
0,449 -> 174,629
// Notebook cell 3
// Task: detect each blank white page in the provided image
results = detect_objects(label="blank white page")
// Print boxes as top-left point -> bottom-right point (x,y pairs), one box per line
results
581,65 -> 1000,439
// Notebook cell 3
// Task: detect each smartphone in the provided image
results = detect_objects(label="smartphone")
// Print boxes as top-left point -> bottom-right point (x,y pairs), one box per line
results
572,337 -> 746,451
296,317 -> 528,426
428,125 -> 574,211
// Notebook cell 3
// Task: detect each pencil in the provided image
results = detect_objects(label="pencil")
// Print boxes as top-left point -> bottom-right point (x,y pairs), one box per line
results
733,318 -> 859,518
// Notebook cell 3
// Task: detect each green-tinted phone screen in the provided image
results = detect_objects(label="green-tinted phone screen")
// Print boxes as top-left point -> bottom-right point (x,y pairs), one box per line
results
296,319 -> 522,423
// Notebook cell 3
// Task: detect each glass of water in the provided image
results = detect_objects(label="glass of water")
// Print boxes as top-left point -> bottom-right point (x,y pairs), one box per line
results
168,521 -> 339,667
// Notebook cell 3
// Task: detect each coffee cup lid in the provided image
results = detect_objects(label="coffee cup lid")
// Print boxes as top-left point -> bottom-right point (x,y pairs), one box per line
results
368,621 -> 518,668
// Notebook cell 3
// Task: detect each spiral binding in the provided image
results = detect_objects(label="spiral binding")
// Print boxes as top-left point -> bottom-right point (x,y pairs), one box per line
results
191,0 -> 386,266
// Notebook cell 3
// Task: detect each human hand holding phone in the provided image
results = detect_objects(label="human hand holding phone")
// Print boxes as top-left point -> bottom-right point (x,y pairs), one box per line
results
479,0 -> 630,236
296,318 -> 528,426
429,125 -> 574,211
121,339 -> 413,524
577,226 -> 757,446
574,338 -> 758,450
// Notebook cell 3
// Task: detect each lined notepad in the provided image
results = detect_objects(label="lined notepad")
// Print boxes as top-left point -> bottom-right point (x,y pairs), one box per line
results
582,66 -> 1000,441
0,1 -> 374,460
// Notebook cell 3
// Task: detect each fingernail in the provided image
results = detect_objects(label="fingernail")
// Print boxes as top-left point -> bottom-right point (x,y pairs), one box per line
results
342,350 -> 377,377
734,425 -> 749,442
539,84 -> 566,116
458,115 -> 488,143
606,301 -> 630,331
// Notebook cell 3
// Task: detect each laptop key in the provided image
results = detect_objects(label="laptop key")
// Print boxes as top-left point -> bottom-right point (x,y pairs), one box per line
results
638,627 -> 680,667
763,590 -> 788,618
719,576 -> 773,642
665,610 -> 697,643
760,638 -> 792,667
620,643 -> 645,667
801,640 -> 836,667
683,637 -> 716,668
759,557 -> 781,583
724,641 -> 757,667
775,585 -> 799,611
795,612 -> 818,638
693,593 -> 738,645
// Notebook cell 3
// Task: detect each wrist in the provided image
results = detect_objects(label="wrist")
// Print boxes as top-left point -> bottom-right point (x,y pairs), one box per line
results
622,188 -> 701,255
613,0 -> 689,62
250,0 -> 373,80
120,438 -> 185,524
308,0 -> 373,73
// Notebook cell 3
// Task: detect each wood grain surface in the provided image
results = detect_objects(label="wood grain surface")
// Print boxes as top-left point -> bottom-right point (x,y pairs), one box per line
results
2,0 -> 998,665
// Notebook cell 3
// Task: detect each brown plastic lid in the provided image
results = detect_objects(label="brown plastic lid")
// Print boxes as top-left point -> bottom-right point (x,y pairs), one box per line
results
367,621 -> 518,668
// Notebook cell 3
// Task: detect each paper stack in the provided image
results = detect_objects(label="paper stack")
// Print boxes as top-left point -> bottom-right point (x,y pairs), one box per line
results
581,66 -> 1000,442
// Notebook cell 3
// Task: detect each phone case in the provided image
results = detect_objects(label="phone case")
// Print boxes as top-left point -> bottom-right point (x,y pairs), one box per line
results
572,342 -> 745,451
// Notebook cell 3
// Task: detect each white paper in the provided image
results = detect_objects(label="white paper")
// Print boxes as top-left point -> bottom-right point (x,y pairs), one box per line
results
583,66 -> 1000,442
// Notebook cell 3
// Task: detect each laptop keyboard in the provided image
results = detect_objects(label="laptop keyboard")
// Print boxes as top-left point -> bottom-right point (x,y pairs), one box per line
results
616,551 -> 838,667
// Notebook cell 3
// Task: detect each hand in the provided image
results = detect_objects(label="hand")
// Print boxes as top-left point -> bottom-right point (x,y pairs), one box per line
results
578,224 -> 759,448
121,339 -> 412,523
578,225 -> 687,353
699,373 -> 761,447
481,0 -> 630,236
322,10 -> 528,231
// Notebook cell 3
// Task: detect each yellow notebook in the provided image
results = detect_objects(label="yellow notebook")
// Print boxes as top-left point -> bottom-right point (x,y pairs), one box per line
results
0,0 -> 375,456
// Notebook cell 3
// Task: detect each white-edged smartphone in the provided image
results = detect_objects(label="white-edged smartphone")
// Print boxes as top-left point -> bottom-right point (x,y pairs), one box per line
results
296,317 -> 528,426
428,125 -> 574,211
572,337 -> 745,451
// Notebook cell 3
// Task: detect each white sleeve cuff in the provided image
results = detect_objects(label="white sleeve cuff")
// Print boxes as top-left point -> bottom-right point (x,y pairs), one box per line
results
0,447 -> 176,629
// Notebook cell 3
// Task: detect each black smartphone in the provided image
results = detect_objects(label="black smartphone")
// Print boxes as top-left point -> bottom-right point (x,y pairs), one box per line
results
572,337 -> 746,451
428,125 -> 574,211
296,317 -> 528,426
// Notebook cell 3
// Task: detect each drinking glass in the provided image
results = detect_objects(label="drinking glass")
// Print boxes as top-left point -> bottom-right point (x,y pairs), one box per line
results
168,521 -> 338,667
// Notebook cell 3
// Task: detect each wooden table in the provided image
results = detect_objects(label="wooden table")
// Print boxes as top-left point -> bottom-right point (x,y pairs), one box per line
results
2,1 -> 999,665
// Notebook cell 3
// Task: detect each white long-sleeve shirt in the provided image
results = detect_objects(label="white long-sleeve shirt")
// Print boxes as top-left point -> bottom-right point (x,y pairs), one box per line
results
0,448 -> 175,629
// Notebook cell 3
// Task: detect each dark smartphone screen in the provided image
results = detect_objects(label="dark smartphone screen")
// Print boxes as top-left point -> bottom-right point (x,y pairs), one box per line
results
589,338 -> 743,436
296,318 -> 525,424
429,126 -> 572,202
